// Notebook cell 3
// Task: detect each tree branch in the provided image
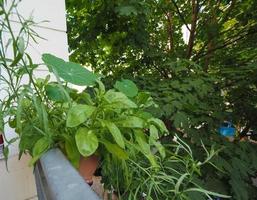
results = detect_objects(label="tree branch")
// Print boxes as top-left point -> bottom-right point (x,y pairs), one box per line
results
218,0 -> 236,24
186,0 -> 199,58
165,12 -> 174,52
196,30 -> 257,59
193,21 -> 257,61
204,0 -> 220,70
170,0 -> 191,32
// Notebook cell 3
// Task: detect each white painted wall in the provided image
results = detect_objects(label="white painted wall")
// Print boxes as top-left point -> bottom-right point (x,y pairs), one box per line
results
1,0 -> 69,157
0,0 -> 68,199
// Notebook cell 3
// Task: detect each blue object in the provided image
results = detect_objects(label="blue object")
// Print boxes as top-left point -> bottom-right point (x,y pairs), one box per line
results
218,122 -> 236,137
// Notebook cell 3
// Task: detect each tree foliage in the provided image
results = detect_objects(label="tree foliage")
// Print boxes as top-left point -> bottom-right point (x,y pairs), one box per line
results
66,0 -> 257,199
67,0 -> 257,131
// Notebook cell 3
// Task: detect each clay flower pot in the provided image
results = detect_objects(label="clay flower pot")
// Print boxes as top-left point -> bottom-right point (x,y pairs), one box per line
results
78,155 -> 99,185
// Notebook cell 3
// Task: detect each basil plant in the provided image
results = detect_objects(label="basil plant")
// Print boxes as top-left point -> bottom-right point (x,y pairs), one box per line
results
18,54 -> 167,168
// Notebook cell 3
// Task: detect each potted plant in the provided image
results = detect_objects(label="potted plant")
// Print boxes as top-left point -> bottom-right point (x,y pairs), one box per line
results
35,53 -> 168,184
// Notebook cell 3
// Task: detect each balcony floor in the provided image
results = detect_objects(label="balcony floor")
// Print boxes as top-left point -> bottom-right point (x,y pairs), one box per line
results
0,154 -> 37,200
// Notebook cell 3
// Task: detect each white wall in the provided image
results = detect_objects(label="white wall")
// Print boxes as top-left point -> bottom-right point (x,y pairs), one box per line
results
1,0 -> 69,157
0,0 -> 68,199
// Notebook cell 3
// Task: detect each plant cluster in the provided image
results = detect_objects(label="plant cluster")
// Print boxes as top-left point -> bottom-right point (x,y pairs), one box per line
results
0,1 -> 231,200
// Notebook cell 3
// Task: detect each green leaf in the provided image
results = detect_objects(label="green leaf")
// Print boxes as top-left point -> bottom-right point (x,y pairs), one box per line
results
45,83 -> 68,102
80,93 -> 94,105
151,139 -> 166,158
65,136 -> 80,168
7,137 -> 19,145
32,137 -> 50,157
136,111 -> 153,120
134,130 -> 150,154
29,137 -> 50,166
185,188 -> 231,199
150,124 -> 159,140
104,90 -> 137,108
10,53 -> 23,67
136,92 -> 155,107
114,79 -> 138,97
3,145 -> 9,169
134,130 -> 158,167
17,37 -> 25,54
3,146 -> 9,160
102,140 -> 128,159
117,116 -> 145,128
66,104 -> 95,127
75,128 -> 98,157
104,121 -> 125,149
42,54 -> 99,86
96,80 -> 105,95
175,173 -> 189,194
148,118 -> 168,133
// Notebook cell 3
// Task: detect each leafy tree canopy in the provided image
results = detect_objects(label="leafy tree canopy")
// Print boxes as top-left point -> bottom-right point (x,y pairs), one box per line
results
66,1 -> 257,198
66,0 -> 257,132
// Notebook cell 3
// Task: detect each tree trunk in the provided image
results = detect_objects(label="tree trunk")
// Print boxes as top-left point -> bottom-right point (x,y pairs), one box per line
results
186,0 -> 198,58
166,12 -> 174,53
203,0 -> 220,71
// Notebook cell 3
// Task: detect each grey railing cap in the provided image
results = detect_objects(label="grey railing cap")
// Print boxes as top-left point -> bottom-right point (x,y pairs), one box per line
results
38,148 -> 100,200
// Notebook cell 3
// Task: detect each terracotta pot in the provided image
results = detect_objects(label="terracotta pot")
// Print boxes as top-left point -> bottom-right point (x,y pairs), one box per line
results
78,155 -> 99,184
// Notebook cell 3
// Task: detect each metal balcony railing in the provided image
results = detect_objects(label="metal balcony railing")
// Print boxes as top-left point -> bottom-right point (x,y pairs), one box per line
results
34,148 -> 100,200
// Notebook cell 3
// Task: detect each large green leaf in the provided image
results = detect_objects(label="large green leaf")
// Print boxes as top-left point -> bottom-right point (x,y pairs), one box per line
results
42,54 -> 98,86
102,140 -> 128,159
66,104 -> 95,127
114,79 -> 138,97
64,136 -> 80,168
134,130 -> 157,167
32,137 -> 50,157
149,124 -> 159,140
104,121 -> 125,149
134,130 -> 150,154
148,118 -> 168,133
45,83 -> 68,102
104,90 -> 137,108
29,137 -> 50,166
136,92 -> 155,107
117,116 -> 145,128
75,128 -> 98,157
